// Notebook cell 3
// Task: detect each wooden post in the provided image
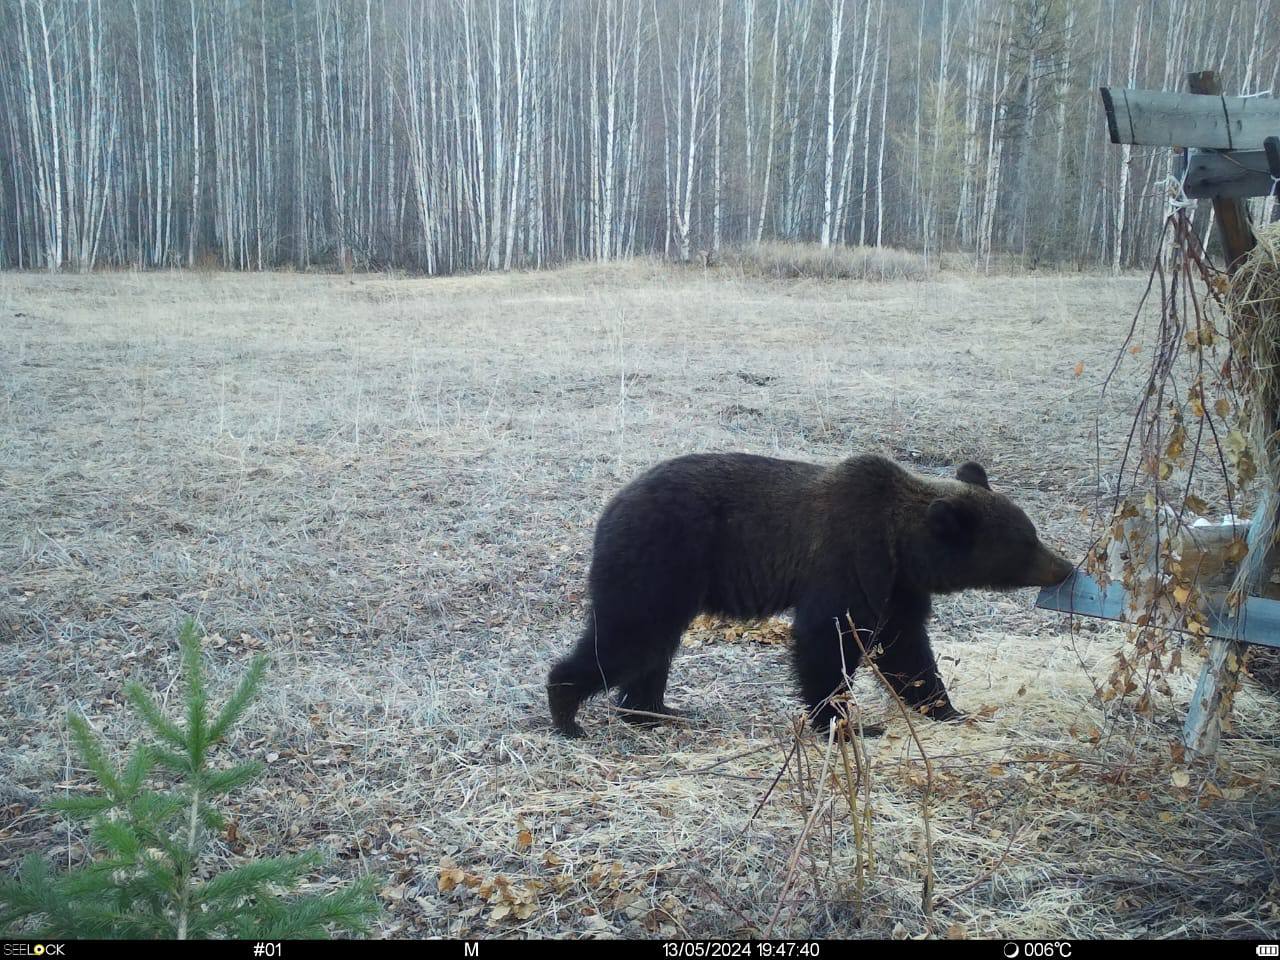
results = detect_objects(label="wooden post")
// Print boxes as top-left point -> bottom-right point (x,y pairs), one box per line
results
1185,72 -> 1256,269
1182,71 -> 1264,755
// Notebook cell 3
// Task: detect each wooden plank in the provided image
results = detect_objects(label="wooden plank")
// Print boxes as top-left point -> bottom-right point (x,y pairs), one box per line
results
1183,148 -> 1275,199
1035,571 -> 1280,650
1100,86 -> 1280,149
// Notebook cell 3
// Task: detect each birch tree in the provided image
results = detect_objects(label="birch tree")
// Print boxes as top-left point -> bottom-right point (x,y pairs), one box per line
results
0,0 -> 1275,274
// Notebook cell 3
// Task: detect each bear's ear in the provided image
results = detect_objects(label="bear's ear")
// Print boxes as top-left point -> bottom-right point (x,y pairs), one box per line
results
956,461 -> 990,490
927,497 -> 979,543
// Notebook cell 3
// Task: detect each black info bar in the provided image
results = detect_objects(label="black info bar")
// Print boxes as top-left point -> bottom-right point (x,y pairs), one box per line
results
6,940 -> 1274,959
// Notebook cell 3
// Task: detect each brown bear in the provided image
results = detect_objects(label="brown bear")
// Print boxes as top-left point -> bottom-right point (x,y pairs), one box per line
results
547,453 -> 1073,738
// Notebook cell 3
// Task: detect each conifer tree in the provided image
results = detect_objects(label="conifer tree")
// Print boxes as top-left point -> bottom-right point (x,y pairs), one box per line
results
0,620 -> 379,939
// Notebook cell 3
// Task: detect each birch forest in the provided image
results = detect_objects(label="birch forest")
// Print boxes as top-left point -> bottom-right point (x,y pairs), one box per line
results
1,0 -> 1277,275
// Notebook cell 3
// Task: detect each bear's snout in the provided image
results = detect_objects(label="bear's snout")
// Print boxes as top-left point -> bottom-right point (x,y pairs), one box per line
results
1030,548 -> 1074,587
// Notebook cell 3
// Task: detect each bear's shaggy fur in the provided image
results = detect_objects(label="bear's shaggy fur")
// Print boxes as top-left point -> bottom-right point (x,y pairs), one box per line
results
547,453 -> 1073,738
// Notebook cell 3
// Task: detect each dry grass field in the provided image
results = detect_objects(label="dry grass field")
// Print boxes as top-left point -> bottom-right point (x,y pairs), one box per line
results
1,262 -> 1277,939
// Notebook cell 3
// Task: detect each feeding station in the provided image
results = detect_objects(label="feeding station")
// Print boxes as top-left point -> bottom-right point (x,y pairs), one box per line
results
1037,71 -> 1280,755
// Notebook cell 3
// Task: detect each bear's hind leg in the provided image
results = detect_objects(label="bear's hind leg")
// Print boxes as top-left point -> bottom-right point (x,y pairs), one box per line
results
615,620 -> 688,726
548,616 -> 685,737
547,618 -> 624,738
617,668 -> 682,726
547,649 -> 600,739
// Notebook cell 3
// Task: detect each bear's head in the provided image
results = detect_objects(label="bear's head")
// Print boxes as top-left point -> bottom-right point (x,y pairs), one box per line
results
915,461 -> 1074,594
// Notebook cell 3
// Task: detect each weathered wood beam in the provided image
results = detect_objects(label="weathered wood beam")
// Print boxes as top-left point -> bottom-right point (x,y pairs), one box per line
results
1182,148 -> 1275,199
1101,85 -> 1280,149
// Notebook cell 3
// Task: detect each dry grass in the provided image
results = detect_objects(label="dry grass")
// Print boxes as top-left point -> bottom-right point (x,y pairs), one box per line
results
721,242 -> 934,281
1229,223 -> 1280,591
0,262 -> 1276,938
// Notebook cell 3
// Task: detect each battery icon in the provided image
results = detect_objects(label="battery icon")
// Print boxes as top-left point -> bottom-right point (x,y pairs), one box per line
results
1257,946 -> 1278,956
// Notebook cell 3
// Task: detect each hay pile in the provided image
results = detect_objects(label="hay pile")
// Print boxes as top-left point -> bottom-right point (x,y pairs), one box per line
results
1227,222 -> 1280,686
1228,222 -> 1280,577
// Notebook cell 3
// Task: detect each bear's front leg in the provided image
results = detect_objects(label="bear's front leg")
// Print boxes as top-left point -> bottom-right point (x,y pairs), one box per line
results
872,616 -> 963,722
791,596 -> 875,732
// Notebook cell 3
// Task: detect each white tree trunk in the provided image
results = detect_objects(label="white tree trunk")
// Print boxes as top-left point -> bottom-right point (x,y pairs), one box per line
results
819,0 -> 844,247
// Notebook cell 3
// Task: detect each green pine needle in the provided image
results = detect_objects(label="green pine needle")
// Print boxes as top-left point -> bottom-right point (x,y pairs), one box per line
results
124,683 -> 188,750
207,656 -> 267,745
44,795 -> 114,819
179,620 -> 209,768
66,712 -> 123,800
200,761 -> 263,797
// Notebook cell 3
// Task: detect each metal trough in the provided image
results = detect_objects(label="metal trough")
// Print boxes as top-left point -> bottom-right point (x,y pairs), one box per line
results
1036,570 -> 1280,650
